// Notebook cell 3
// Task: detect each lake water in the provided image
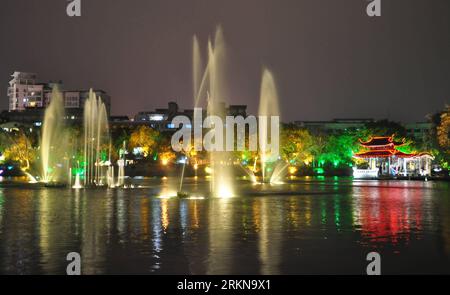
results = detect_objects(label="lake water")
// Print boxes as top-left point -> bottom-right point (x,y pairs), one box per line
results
0,177 -> 449,274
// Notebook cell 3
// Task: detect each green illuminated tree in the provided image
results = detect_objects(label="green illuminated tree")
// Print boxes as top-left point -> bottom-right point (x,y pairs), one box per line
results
319,132 -> 359,167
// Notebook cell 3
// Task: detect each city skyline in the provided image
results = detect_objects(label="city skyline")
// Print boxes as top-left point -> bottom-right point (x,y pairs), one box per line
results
2,70 -> 444,124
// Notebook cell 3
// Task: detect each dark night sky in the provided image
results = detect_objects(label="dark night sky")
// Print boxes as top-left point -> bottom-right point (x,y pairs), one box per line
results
0,0 -> 449,122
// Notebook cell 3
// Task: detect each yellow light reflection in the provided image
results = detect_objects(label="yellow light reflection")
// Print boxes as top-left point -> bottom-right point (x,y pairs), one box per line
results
161,199 -> 169,232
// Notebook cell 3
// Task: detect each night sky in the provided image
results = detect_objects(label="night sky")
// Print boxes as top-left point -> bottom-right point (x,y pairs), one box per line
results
0,0 -> 449,122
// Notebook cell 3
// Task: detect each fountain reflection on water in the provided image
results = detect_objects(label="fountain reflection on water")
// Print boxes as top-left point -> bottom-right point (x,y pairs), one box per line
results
1,179 -> 447,274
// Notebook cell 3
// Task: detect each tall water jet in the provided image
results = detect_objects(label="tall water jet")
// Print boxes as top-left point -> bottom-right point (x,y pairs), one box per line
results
193,35 -> 203,106
258,69 -> 282,183
116,159 -> 125,187
41,86 -> 69,183
116,140 -> 126,187
206,27 -> 234,198
83,89 -> 110,186
190,27 -> 234,197
106,165 -> 115,188
72,173 -> 82,189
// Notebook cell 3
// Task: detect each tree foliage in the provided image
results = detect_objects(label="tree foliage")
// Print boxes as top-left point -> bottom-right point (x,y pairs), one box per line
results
437,105 -> 450,152
128,125 -> 159,158
280,125 -> 314,165
318,132 -> 359,167
2,131 -> 36,170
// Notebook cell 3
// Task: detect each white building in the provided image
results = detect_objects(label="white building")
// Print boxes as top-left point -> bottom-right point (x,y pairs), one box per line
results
7,72 -> 44,111
7,72 -> 111,114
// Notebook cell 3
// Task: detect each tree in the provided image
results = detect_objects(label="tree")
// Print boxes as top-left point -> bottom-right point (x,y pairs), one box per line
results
154,132 -> 176,165
280,125 -> 314,166
0,131 -> 11,157
434,105 -> 450,168
159,148 -> 176,165
319,131 -> 359,167
128,125 -> 159,158
3,131 -> 36,170
309,132 -> 327,167
363,120 -> 407,140
111,126 -> 131,158
437,105 -> 450,152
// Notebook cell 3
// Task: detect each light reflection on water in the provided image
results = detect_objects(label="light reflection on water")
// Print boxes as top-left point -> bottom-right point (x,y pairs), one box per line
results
0,178 -> 448,274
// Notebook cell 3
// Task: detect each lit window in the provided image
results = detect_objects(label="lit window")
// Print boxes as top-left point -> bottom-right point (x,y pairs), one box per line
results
149,114 -> 164,121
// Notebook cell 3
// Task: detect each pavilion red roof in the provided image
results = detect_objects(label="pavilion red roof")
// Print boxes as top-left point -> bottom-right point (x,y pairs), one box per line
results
353,150 -> 433,159
359,136 -> 406,147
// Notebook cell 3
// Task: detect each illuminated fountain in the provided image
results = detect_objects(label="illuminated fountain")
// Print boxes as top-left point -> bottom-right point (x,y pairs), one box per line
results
39,87 -> 114,188
41,86 -> 70,184
106,165 -> 115,188
83,90 -> 110,187
38,86 -> 126,190
258,69 -> 284,184
36,27 -> 284,194
116,159 -> 125,187
72,173 -> 83,189
186,27 -> 285,197
24,172 -> 39,184
237,69 -> 284,185
191,27 -> 234,198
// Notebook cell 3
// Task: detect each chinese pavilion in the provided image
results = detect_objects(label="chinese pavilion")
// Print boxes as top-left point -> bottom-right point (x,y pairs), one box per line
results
352,135 -> 433,178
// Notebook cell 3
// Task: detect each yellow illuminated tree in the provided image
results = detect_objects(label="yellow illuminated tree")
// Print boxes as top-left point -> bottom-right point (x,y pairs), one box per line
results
3,131 -> 36,170
280,125 -> 314,166
128,125 -> 159,158
437,105 -> 450,153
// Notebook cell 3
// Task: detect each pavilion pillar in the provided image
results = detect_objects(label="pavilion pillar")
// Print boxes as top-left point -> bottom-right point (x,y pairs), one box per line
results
425,157 -> 431,176
416,158 -> 420,176
387,157 -> 391,176
429,158 -> 432,175
419,157 -> 422,176
403,158 -> 407,176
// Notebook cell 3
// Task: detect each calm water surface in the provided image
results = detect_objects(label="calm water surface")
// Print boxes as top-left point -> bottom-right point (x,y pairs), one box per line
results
0,177 -> 449,274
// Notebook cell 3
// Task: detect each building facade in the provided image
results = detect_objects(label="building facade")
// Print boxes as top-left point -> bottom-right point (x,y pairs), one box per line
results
7,72 -> 111,114
7,72 -> 43,111
404,122 -> 433,141
295,118 -> 434,142
134,102 -> 247,132
294,118 -> 374,134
